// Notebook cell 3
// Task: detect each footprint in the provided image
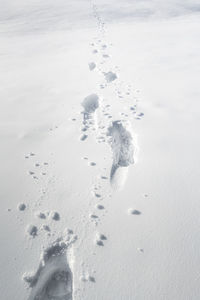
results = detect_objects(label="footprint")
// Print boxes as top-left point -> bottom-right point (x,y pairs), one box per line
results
18,203 -> 26,211
42,225 -> 51,232
137,248 -> 144,253
28,171 -> 35,175
90,214 -> 98,219
107,121 -> 135,189
96,233 -> 107,241
80,134 -> 88,141
26,225 -> 38,238
82,94 -> 99,116
81,94 -> 99,130
128,209 -> 141,215
99,84 -> 105,89
96,240 -> 104,246
81,274 -> 95,283
35,211 -> 46,219
96,204 -> 104,210
50,211 -> 60,221
95,233 -> 107,246
28,239 -> 74,300
101,176 -> 108,180
88,62 -> 96,71
94,193 -> 101,198
104,71 -> 117,83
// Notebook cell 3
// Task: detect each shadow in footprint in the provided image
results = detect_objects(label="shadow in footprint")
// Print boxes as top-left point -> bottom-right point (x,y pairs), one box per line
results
28,239 -> 73,300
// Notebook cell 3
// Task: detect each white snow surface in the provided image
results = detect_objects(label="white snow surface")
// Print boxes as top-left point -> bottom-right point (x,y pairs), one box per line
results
1,0 -> 200,299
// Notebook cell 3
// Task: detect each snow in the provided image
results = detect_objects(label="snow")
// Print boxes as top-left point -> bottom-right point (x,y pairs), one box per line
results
1,0 -> 200,299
